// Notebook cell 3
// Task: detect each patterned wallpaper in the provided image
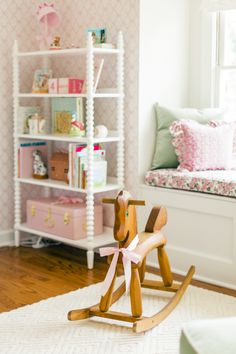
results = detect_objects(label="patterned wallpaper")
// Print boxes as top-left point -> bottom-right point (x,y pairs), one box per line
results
0,0 -> 139,235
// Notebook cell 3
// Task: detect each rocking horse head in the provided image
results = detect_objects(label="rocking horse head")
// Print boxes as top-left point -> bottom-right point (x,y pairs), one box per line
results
103,190 -> 145,246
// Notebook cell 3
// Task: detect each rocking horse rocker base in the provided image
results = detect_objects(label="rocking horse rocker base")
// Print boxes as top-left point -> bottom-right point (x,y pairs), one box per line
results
68,191 -> 195,333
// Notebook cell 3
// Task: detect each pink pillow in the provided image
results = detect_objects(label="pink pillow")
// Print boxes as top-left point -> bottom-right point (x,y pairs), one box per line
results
169,120 -> 234,171
209,120 -> 236,159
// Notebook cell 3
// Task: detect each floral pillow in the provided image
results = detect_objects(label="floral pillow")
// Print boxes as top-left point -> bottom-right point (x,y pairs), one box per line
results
169,120 -> 234,171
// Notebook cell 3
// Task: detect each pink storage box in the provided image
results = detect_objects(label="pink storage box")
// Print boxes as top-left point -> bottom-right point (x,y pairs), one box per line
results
26,198 -> 103,240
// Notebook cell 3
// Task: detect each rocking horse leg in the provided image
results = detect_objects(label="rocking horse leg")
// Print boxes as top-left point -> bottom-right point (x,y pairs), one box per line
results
99,271 -> 117,312
139,257 -> 146,283
130,268 -> 142,317
157,246 -> 173,287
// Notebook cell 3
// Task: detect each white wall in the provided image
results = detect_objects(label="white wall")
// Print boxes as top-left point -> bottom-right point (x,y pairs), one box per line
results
138,0 -> 190,182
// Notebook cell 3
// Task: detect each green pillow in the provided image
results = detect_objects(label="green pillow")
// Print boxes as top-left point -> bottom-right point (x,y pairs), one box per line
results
151,103 -> 225,169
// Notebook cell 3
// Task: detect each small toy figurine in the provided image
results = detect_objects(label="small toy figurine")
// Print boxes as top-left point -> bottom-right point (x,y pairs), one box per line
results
50,36 -> 61,50
28,113 -> 46,134
32,150 -> 48,179
94,125 -> 108,138
69,113 -> 85,136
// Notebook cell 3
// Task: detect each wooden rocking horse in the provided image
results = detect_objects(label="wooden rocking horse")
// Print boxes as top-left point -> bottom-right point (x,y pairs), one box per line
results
68,190 -> 195,333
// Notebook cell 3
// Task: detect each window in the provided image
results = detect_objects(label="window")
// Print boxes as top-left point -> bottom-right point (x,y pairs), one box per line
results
214,10 -> 236,120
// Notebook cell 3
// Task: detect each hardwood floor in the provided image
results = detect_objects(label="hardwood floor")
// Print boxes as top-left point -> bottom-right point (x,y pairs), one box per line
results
0,244 -> 235,313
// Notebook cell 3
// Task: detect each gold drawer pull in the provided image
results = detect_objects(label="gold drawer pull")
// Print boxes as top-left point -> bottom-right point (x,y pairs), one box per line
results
64,212 -> 70,225
44,208 -> 54,228
31,206 -> 36,217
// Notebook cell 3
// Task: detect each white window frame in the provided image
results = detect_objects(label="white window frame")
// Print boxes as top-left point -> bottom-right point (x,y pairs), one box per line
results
213,11 -> 236,112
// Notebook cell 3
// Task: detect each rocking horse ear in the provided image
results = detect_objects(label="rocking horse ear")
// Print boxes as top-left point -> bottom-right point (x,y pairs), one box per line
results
102,198 -> 116,204
128,199 -> 145,206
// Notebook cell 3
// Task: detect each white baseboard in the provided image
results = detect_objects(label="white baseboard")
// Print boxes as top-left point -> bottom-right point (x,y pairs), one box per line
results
147,258 -> 236,291
0,229 -> 14,247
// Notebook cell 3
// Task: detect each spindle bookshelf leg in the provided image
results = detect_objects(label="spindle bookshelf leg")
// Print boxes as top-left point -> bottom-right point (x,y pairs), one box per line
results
13,40 -> 21,247
85,32 -> 95,270
87,250 -> 94,269
116,31 -> 124,188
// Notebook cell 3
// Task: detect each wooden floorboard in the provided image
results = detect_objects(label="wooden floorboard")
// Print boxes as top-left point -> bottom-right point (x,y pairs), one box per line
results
0,245 -> 235,313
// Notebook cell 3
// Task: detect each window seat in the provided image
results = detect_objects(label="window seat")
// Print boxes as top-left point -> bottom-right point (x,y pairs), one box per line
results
145,169 -> 236,198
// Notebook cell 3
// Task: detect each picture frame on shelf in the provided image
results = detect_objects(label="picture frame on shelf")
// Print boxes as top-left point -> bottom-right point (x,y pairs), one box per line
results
32,68 -> 53,93
87,28 -> 106,44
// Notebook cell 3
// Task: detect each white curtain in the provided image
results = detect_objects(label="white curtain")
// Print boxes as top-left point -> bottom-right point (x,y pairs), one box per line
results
201,0 -> 236,12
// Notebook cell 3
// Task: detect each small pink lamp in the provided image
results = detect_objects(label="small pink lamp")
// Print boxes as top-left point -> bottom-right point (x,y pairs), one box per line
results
36,2 -> 60,50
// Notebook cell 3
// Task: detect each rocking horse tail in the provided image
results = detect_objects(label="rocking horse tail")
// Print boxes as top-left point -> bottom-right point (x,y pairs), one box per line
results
145,206 -> 173,287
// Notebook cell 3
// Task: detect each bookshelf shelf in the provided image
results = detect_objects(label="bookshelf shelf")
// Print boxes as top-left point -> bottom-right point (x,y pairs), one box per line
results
18,91 -> 121,98
16,224 -> 116,250
16,132 -> 122,143
17,47 -> 119,58
16,177 -> 121,194
13,32 -> 124,269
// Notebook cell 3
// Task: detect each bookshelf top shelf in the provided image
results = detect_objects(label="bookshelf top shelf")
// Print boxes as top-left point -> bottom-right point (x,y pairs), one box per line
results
17,47 -> 120,58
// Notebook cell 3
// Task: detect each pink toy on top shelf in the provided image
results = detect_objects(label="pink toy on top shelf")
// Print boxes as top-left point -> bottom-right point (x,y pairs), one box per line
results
36,2 -> 60,50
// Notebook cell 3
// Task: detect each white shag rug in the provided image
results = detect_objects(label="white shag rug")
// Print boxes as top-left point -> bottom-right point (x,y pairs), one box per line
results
1,274 -> 236,354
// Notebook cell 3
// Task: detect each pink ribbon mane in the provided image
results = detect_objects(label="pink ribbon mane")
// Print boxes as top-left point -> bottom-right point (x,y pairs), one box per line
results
99,234 -> 141,296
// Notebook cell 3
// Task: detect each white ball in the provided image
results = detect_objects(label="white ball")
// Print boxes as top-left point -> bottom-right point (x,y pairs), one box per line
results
94,125 -> 108,138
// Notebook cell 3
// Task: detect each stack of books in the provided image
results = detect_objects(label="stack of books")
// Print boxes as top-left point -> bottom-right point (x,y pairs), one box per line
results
68,143 -> 107,189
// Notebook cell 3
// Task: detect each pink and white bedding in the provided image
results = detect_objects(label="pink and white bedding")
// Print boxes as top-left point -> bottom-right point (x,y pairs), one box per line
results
145,169 -> 236,198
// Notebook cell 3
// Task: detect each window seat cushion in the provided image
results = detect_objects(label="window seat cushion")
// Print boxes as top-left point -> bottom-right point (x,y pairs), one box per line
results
145,169 -> 236,198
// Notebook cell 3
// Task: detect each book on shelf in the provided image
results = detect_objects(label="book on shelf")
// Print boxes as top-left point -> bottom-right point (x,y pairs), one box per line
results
94,58 -> 104,92
68,143 -> 107,188
18,141 -> 48,178
82,58 -> 105,93
80,159 -> 107,189
51,97 -> 85,136
18,106 -> 40,134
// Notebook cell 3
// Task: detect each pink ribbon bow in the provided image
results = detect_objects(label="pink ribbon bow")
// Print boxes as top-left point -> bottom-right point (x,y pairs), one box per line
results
56,196 -> 84,205
99,234 -> 141,296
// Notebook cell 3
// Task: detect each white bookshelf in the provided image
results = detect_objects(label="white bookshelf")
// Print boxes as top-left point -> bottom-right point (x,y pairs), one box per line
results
12,32 -> 124,269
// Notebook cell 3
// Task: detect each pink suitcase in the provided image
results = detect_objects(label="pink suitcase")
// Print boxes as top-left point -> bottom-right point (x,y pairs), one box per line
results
26,198 -> 103,240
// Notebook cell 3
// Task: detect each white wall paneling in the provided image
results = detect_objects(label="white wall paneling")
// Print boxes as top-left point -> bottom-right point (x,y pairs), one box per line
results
138,185 -> 236,289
